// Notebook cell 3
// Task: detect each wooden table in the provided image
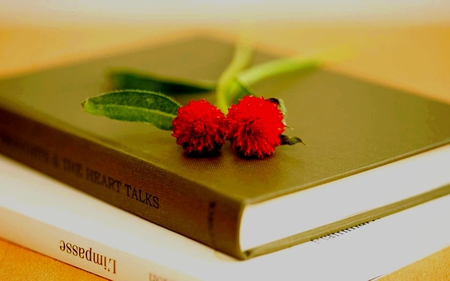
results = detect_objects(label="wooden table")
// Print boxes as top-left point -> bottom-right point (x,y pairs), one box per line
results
1,22 -> 449,280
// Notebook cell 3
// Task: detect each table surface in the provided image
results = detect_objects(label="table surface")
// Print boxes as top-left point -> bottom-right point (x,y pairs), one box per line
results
0,22 -> 449,280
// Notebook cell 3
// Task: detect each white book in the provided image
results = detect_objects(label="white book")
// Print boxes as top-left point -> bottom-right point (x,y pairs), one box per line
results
1,153 -> 449,281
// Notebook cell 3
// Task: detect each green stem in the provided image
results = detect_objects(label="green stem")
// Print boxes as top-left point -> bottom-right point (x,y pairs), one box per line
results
238,56 -> 320,86
216,42 -> 253,113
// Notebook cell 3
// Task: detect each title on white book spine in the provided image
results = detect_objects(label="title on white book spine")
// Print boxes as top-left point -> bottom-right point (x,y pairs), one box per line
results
59,239 -> 117,274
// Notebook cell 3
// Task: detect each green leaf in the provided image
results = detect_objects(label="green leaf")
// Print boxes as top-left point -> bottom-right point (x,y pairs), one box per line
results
266,97 -> 288,125
225,77 -> 254,105
280,135 -> 306,146
108,69 -> 216,95
266,98 -> 287,116
81,90 -> 181,130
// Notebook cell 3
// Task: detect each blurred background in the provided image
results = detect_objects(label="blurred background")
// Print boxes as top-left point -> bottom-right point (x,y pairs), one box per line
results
1,0 -> 450,27
0,1 -> 449,104
0,0 -> 449,108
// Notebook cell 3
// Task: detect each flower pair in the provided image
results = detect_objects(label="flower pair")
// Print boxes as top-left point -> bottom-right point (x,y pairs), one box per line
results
171,95 -> 285,158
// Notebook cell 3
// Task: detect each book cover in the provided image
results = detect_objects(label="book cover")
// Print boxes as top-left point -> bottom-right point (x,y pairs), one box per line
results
1,154 -> 450,281
1,36 -> 450,259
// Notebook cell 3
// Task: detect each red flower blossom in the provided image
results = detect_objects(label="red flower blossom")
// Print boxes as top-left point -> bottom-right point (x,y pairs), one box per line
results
226,95 -> 285,158
172,99 -> 226,155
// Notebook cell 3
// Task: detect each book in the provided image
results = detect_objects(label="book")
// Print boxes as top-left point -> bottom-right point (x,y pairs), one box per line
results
1,36 -> 450,260
1,153 -> 449,281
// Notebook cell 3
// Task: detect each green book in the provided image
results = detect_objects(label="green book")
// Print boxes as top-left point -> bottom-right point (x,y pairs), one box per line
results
1,37 -> 450,260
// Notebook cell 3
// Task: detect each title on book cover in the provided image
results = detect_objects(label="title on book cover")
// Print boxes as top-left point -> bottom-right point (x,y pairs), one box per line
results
0,131 -> 160,209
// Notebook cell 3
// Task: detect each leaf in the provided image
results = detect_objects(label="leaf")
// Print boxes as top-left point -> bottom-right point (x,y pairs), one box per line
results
81,90 -> 181,130
280,135 -> 306,146
226,77 -> 254,105
266,98 -> 287,115
108,69 -> 216,95
266,97 -> 288,125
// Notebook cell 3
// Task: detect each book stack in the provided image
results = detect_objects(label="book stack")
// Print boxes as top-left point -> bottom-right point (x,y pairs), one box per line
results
1,37 -> 450,280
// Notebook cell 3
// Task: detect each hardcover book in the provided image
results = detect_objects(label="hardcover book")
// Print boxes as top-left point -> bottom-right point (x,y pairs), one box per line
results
1,37 -> 450,260
1,154 -> 450,281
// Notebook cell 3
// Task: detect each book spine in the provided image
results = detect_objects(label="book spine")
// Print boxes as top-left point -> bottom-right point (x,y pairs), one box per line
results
0,207 -> 200,281
0,106 -> 244,259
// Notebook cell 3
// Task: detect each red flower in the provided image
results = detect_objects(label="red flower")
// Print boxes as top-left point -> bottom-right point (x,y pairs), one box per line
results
226,95 -> 285,158
172,99 -> 226,155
